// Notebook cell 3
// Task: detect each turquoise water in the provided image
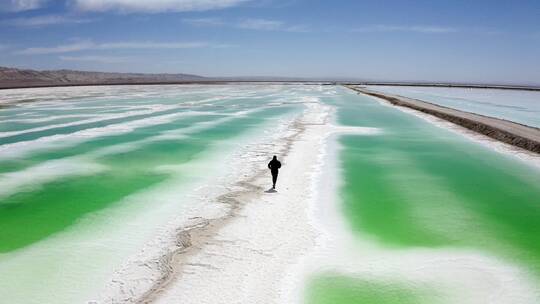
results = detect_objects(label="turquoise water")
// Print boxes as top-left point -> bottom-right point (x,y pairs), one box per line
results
365,85 -> 540,128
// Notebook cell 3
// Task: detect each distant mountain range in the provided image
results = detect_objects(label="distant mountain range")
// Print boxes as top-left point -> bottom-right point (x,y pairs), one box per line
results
1,66 -> 539,90
0,66 -> 208,89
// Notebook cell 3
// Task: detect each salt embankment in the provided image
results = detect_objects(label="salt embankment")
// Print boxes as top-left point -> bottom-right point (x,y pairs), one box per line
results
347,86 -> 540,154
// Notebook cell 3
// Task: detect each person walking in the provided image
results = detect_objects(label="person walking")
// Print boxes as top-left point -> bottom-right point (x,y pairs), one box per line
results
267,155 -> 282,190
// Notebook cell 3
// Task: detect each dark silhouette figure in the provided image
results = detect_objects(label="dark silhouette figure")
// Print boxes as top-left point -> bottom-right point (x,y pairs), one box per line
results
268,155 -> 282,190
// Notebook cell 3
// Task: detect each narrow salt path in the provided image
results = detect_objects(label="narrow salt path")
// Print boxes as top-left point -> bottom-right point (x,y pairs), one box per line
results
151,105 -> 329,304
151,102 -> 379,304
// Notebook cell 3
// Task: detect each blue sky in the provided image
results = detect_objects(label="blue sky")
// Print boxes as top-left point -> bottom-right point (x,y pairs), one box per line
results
1,0 -> 539,84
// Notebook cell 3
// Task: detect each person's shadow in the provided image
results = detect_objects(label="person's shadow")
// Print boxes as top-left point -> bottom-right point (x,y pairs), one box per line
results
265,188 -> 277,193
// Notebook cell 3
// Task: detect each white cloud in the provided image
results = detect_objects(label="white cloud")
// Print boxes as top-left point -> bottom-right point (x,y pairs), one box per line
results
59,55 -> 133,63
183,18 -> 225,26
184,17 -> 309,32
17,40 -> 214,54
19,41 -> 95,54
0,0 -> 48,12
4,15 -> 94,27
98,41 -> 208,49
352,25 -> 458,34
71,0 -> 249,13
281,24 -> 310,33
237,18 -> 284,30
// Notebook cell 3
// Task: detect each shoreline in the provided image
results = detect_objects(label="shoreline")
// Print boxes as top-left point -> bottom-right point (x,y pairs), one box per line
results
346,85 -> 540,154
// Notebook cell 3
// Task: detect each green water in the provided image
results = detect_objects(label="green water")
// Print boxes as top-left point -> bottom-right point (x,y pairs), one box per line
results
0,85 -> 310,303
3,85 -> 539,303
335,89 -> 540,266
308,275 -> 437,304
308,87 -> 540,303
0,104 -> 296,252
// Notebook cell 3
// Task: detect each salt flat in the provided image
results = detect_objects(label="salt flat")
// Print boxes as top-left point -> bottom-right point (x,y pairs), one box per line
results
1,85 -> 539,304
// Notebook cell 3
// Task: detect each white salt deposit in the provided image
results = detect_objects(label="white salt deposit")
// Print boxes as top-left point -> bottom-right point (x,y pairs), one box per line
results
0,158 -> 107,200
